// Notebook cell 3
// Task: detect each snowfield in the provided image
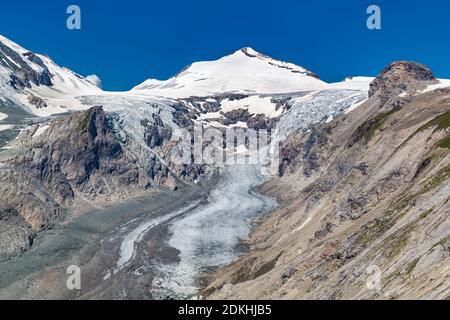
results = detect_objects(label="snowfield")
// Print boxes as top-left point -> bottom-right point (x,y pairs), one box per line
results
0,34 -> 101,116
420,79 -> 450,94
329,76 -> 374,91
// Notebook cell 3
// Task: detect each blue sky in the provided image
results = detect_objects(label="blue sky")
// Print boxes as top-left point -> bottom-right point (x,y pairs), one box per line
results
1,0 -> 449,90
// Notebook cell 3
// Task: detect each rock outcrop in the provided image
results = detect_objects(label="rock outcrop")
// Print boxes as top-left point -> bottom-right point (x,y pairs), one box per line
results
0,41 -> 53,89
0,106 -> 190,256
369,61 -> 437,107
9,106 -> 151,204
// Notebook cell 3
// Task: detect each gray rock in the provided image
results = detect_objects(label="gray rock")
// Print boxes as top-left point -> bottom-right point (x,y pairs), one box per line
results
369,61 -> 436,106
0,41 -> 53,89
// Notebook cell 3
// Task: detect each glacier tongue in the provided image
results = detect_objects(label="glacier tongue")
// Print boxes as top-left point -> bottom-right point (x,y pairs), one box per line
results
151,164 -> 276,299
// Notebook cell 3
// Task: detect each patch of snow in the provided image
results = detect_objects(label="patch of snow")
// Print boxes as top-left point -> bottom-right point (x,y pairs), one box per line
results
204,120 -> 226,128
420,79 -> 450,94
0,66 -> 20,104
345,98 -> 368,114
3,54 -> 21,69
0,145 -> 16,150
32,124 -> 50,138
198,111 -> 222,120
229,121 -> 248,128
0,112 -> 8,121
117,200 -> 202,269
329,76 -> 374,91
0,124 -> 14,131
325,115 -> 334,123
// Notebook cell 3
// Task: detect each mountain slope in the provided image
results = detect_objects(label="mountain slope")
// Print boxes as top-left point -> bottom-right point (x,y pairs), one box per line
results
206,62 -> 450,300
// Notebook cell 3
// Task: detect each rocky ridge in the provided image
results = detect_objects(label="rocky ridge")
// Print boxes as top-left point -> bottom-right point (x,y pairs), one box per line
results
0,105 -> 202,256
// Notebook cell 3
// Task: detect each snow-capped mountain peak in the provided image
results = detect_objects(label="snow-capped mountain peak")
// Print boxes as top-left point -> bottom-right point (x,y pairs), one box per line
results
0,34 -> 28,55
0,35 -> 373,122
238,47 -> 319,77
131,47 -> 328,98
0,34 -> 102,115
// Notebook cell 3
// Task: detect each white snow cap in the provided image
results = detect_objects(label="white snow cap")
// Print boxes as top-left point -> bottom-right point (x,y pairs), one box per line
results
132,47 -> 329,98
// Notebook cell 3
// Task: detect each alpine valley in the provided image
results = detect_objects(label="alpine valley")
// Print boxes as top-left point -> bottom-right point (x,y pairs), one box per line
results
0,34 -> 448,300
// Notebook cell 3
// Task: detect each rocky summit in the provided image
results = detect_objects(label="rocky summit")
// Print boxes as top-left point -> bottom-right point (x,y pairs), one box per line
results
369,61 -> 437,107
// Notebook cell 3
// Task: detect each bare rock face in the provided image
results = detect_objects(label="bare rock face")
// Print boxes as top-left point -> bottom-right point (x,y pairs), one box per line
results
369,61 -> 437,107
0,106 -> 152,256
141,114 -> 172,148
10,106 -> 154,204
221,109 -> 254,125
0,203 -> 34,256
279,126 -> 330,177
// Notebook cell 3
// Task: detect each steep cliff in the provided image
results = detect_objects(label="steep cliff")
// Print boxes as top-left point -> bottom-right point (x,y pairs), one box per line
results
0,106 -> 184,256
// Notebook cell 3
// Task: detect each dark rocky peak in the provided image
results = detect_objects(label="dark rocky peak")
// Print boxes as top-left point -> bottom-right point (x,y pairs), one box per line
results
239,47 -> 320,79
240,47 -> 265,58
369,61 -> 437,107
0,40 -> 53,89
